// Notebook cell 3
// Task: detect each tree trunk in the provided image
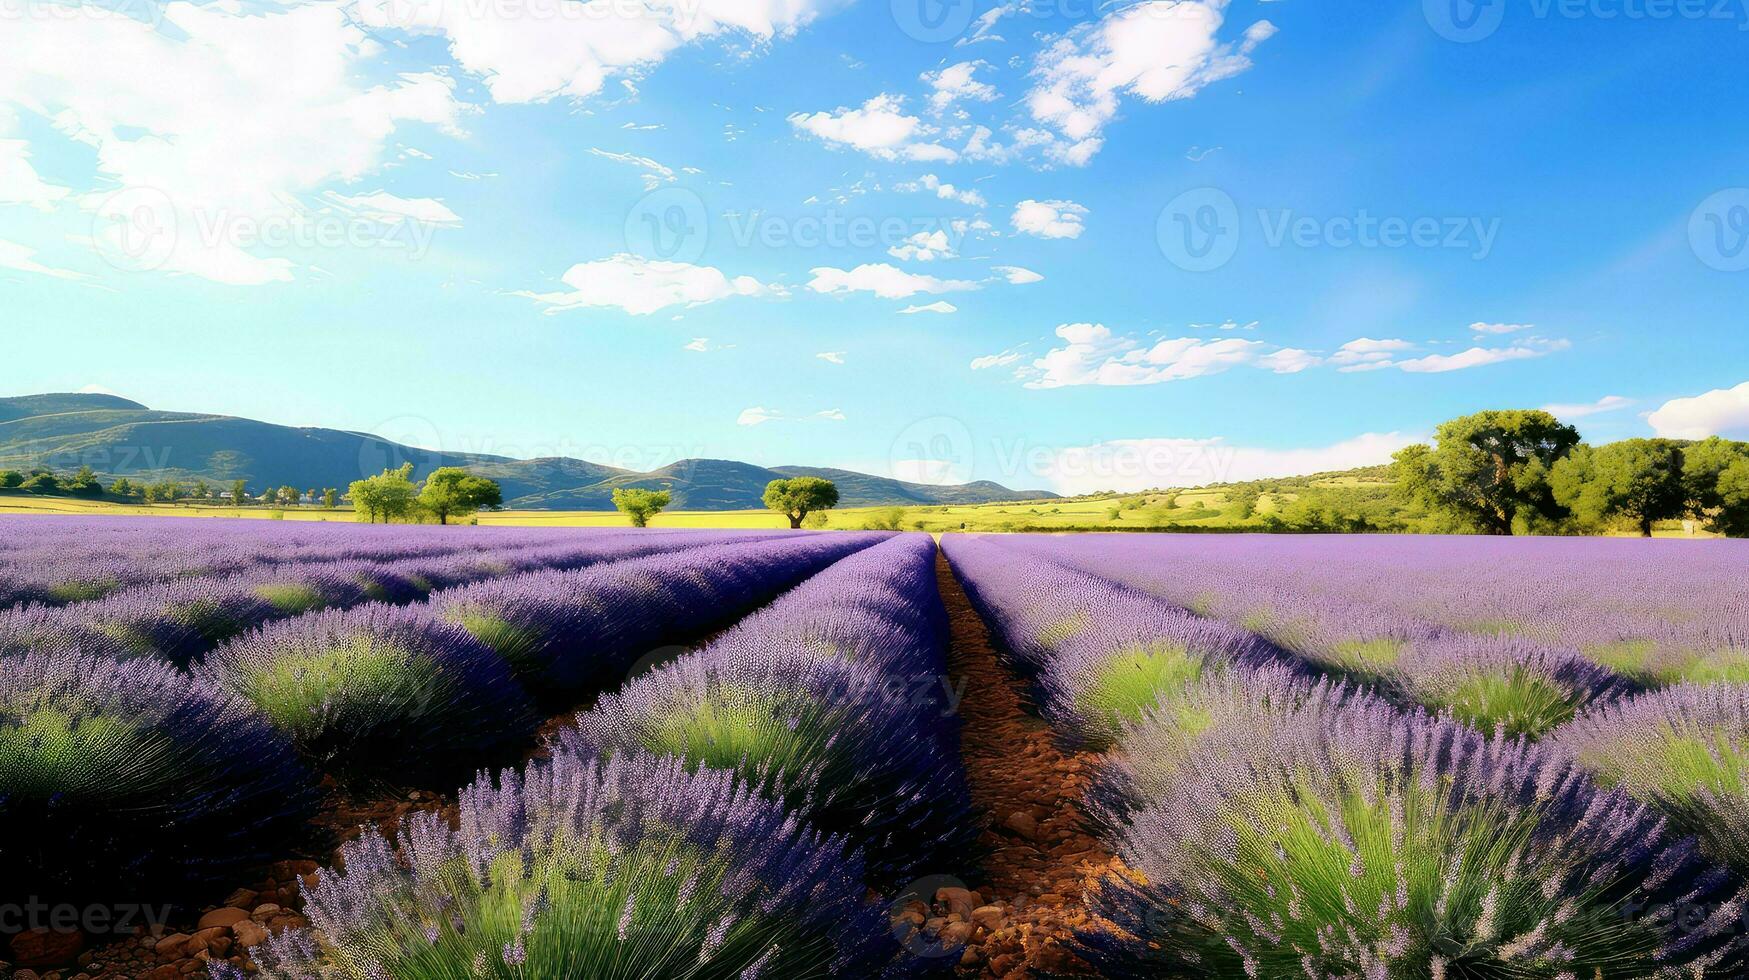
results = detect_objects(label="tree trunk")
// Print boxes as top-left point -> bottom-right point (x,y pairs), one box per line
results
1640,515 -> 1654,537
789,514 -> 804,529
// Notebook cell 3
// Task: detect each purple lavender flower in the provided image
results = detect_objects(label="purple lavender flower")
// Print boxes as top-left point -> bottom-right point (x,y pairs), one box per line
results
0,650 -> 317,908
248,752 -> 911,980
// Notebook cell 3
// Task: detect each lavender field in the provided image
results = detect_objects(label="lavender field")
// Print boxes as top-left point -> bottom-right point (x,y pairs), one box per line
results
6,519 -> 1749,979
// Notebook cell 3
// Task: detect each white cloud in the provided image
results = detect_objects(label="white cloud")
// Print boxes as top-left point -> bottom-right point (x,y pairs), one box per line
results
895,173 -> 986,207
1035,431 -> 1420,495
1394,341 -> 1568,374
900,301 -> 959,315
787,94 -> 957,162
971,350 -> 1025,370
683,337 -> 724,352
993,265 -> 1044,285
816,351 -> 846,365
326,191 -> 462,226
807,263 -> 978,299
1541,395 -> 1633,420
1330,337 -> 1416,372
519,254 -> 770,316
1649,381 -> 1749,440
815,408 -> 846,421
1026,1 -> 1275,165
0,238 -> 84,280
888,229 -> 957,262
587,147 -> 679,190
2,1 -> 463,284
1471,321 -> 1534,335
737,406 -> 784,426
1011,199 -> 1087,239
0,139 -> 69,210
1023,323 -> 1316,389
354,0 -> 829,105
923,61 -> 998,113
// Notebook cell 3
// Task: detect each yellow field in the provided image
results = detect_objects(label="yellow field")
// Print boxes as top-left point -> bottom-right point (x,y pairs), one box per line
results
0,487 -> 1712,536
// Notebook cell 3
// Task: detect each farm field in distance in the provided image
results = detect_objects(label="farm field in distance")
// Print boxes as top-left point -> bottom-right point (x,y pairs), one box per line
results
5,516 -> 1749,979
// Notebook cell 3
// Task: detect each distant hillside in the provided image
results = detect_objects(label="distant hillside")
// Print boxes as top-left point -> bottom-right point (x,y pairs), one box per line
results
0,393 -> 1055,510
518,459 -> 1055,511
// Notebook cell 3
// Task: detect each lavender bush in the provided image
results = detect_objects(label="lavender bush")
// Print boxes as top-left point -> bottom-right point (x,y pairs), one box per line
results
557,535 -> 976,884
1076,695 -> 1749,979
241,752 -> 924,980
0,651 -> 317,907
1556,682 -> 1749,873
196,604 -> 537,787
941,533 -> 1297,748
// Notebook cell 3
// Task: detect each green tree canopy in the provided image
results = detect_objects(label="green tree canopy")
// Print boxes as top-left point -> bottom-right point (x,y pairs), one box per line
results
763,477 -> 839,529
0,471 -> 22,489
1392,410 -> 1580,535
420,467 -> 504,525
1682,437 -> 1749,536
612,487 -> 671,528
350,463 -> 418,524
1550,439 -> 1688,536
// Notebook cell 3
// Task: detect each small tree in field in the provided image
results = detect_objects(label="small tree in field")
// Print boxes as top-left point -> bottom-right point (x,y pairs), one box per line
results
231,480 -> 249,506
322,488 -> 339,509
764,477 -> 839,529
350,464 -> 418,523
612,488 -> 671,528
420,467 -> 504,525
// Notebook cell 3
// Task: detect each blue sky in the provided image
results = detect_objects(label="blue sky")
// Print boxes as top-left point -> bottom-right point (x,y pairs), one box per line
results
3,0 -> 1748,493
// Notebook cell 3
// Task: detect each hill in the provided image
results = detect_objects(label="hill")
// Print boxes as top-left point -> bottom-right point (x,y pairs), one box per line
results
0,393 -> 1054,510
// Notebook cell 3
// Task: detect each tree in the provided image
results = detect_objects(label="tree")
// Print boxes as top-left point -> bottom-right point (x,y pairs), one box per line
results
322,488 -> 339,509
66,465 -> 105,498
277,485 -> 300,506
231,480 -> 249,506
419,467 -> 504,525
1684,437 -> 1749,536
612,488 -> 671,528
350,463 -> 418,524
0,471 -> 21,489
1392,410 -> 1580,535
1550,439 -> 1688,536
21,472 -> 61,493
763,477 -> 839,529
111,477 -> 136,499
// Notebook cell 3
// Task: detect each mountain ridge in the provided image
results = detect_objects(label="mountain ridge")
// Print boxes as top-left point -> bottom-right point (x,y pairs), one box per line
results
0,393 -> 1058,510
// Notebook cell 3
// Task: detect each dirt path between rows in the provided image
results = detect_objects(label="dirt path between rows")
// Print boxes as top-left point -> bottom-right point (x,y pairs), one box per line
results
934,551 -> 1115,978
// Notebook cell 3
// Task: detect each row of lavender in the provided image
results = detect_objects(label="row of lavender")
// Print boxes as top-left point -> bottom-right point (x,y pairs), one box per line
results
1010,533 -> 1749,695
242,533 -> 976,979
942,533 -> 1749,978
1,526 -> 793,665
0,516 -> 684,608
1,523 -> 880,923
